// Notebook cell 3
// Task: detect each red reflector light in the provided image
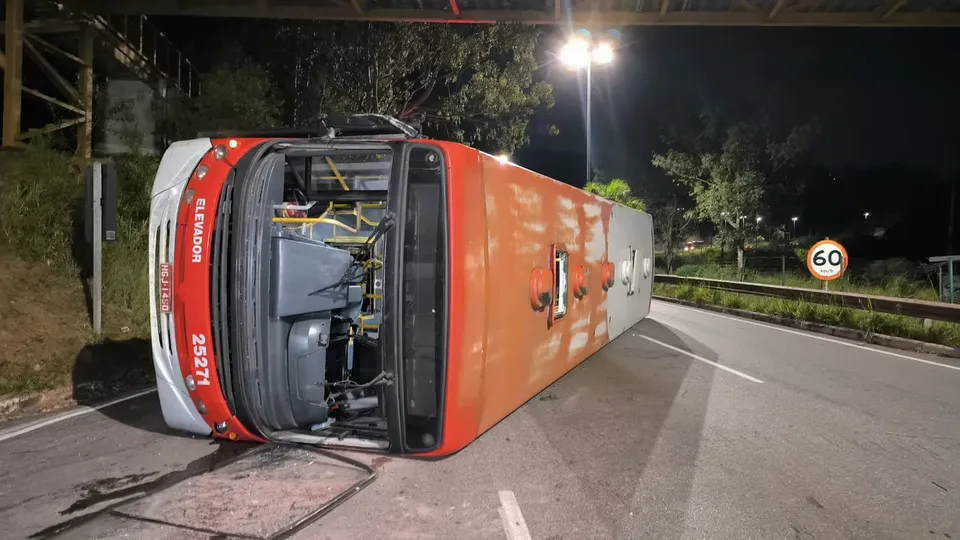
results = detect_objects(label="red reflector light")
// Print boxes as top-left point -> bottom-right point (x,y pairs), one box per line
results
159,263 -> 173,313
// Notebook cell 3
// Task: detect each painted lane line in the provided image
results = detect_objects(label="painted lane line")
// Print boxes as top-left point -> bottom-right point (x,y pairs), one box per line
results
636,334 -> 765,384
0,388 -> 157,444
498,490 -> 532,540
656,300 -> 960,373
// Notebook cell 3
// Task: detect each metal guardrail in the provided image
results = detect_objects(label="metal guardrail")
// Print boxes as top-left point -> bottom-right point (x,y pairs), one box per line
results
655,275 -> 960,324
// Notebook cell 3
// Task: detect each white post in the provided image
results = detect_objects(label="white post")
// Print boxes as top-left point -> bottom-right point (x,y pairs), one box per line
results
92,161 -> 103,335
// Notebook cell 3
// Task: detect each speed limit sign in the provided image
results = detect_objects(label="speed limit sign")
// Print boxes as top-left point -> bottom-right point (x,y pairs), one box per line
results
807,239 -> 849,281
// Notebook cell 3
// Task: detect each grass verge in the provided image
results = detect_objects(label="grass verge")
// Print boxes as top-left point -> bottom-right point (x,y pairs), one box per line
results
0,141 -> 157,404
654,282 -> 960,348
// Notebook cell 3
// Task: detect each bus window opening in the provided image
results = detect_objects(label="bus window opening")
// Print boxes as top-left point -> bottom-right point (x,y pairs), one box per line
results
554,249 -> 568,319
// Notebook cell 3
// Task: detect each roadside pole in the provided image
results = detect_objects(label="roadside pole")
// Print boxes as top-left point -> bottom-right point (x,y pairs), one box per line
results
85,161 -> 118,336
93,162 -> 102,334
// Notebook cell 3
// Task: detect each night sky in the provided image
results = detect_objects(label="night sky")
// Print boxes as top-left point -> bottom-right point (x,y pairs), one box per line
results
156,18 -> 960,190
523,26 -> 960,187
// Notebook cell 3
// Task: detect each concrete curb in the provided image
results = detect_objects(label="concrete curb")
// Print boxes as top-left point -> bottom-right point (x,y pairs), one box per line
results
653,295 -> 960,359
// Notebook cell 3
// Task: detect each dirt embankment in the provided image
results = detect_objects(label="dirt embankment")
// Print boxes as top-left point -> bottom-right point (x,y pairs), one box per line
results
0,252 -> 153,419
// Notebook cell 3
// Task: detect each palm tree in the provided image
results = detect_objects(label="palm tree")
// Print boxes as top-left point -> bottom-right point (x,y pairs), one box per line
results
583,178 -> 647,212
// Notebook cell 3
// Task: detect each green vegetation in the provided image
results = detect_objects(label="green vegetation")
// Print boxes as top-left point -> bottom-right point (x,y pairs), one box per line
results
659,245 -> 941,301
652,112 -> 817,278
584,178 -> 646,211
654,282 -> 960,348
176,22 -> 554,154
0,139 -> 156,398
668,263 -> 938,300
165,58 -> 281,140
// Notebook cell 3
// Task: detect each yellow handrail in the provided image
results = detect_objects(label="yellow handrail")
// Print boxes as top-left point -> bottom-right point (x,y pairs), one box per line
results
325,157 -> 350,191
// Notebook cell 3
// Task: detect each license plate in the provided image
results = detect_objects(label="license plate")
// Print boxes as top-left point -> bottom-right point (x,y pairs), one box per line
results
159,263 -> 173,313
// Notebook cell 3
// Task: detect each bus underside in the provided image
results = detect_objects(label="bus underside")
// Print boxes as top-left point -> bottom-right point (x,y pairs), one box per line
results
222,140 -> 445,453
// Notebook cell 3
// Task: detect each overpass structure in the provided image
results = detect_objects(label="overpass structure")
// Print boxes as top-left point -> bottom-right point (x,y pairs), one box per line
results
80,0 -> 960,27
1,0 -> 198,157
4,0 -> 959,157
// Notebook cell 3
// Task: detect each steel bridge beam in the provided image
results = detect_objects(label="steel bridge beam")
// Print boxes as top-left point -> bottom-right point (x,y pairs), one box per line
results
78,24 -> 94,159
1,0 -> 95,155
2,3 -> 199,156
3,0 -> 24,148
78,0 -> 960,27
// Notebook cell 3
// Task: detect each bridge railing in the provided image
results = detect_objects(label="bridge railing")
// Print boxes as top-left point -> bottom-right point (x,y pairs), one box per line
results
655,275 -> 960,324
85,13 -> 200,97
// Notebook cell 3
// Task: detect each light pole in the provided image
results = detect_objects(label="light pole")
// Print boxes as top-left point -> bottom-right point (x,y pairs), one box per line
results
560,36 -> 615,185
791,216 -> 798,238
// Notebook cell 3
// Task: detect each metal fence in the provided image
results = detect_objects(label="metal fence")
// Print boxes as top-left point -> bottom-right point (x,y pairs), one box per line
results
657,252 -> 947,298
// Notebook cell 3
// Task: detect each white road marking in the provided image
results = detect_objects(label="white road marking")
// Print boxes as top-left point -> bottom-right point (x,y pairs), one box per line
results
498,490 -> 532,540
635,334 -> 765,384
0,388 -> 157,444
656,300 -> 960,372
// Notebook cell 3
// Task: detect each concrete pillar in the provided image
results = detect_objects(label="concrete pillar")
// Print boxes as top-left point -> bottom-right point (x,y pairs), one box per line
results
95,78 -> 161,156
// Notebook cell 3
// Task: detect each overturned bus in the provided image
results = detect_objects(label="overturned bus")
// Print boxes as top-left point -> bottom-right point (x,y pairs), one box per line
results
149,114 -> 653,457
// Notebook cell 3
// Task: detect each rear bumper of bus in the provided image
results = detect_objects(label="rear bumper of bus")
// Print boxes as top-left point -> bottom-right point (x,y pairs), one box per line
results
148,138 -> 214,436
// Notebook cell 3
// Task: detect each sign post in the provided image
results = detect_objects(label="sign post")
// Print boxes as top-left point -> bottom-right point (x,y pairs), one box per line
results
84,161 -> 119,335
806,239 -> 849,290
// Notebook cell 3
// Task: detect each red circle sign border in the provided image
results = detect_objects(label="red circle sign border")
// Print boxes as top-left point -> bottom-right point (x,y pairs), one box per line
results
806,239 -> 849,281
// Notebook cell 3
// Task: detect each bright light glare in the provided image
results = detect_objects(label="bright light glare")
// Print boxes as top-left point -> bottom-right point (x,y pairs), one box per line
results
592,42 -> 615,65
559,38 -> 591,70
496,153 -> 511,163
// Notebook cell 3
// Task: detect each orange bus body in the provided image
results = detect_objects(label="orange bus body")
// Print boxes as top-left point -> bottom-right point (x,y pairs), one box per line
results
430,142 -> 653,456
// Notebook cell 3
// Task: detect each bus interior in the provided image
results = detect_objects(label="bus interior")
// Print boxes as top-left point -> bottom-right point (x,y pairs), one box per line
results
237,139 -> 446,452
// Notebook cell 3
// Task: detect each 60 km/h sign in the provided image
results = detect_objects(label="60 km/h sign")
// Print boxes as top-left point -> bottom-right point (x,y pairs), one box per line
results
807,239 -> 849,281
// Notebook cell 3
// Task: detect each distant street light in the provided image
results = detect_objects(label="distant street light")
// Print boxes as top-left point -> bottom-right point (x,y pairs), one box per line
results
863,212 -> 870,220
496,153 -> 511,164
560,33 -> 616,185
791,216 -> 798,237
756,216 -> 762,223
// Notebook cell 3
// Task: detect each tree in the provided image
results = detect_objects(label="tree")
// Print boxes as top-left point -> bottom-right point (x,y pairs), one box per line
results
652,113 -> 816,278
650,199 -> 694,273
584,179 -> 647,212
164,57 -> 280,140
250,21 -> 554,154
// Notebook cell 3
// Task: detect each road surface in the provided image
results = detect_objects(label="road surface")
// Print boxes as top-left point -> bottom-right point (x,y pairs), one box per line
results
1,301 -> 957,539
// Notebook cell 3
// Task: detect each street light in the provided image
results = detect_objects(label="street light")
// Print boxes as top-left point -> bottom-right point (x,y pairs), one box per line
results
560,34 -> 615,184
791,216 -> 798,238
863,212 -> 870,220
496,153 -> 511,164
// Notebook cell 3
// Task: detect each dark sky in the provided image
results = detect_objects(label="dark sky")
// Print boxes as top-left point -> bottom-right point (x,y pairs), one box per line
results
526,26 -> 960,185
156,18 -> 960,185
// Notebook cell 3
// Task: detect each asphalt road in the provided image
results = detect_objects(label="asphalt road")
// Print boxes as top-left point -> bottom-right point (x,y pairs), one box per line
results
1,301 -> 958,540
